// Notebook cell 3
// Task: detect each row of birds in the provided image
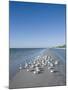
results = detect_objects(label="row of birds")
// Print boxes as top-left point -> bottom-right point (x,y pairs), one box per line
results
19,55 -> 59,74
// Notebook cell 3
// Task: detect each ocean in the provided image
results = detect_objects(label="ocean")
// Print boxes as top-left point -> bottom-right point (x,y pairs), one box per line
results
9,48 -> 46,80
9,48 -> 66,80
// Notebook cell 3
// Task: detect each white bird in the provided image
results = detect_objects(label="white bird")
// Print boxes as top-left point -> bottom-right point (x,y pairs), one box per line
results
48,66 -> 54,70
27,68 -> 30,72
50,69 -> 55,73
33,71 -> 37,74
50,63 -> 54,67
36,67 -> 40,72
33,61 -> 36,64
54,61 -> 58,65
48,56 -> 51,60
33,67 -> 40,74
44,55 -> 47,60
19,64 -> 22,70
24,63 -> 28,69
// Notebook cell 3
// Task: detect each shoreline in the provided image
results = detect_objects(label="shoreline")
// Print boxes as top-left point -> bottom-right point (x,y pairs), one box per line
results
9,49 -> 66,89
53,48 -> 66,49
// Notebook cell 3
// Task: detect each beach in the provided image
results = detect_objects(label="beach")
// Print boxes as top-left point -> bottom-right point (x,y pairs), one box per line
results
9,49 -> 66,89
9,2 -> 66,89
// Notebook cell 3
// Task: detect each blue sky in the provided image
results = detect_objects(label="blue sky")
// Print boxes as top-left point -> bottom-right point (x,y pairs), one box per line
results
9,1 -> 66,48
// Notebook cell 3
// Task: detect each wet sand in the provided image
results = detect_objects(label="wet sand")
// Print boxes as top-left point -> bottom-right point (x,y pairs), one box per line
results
9,49 -> 66,89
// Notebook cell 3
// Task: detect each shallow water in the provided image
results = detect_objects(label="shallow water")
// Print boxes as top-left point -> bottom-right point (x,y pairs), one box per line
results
9,48 -> 66,80
9,48 -> 45,80
50,48 -> 66,63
